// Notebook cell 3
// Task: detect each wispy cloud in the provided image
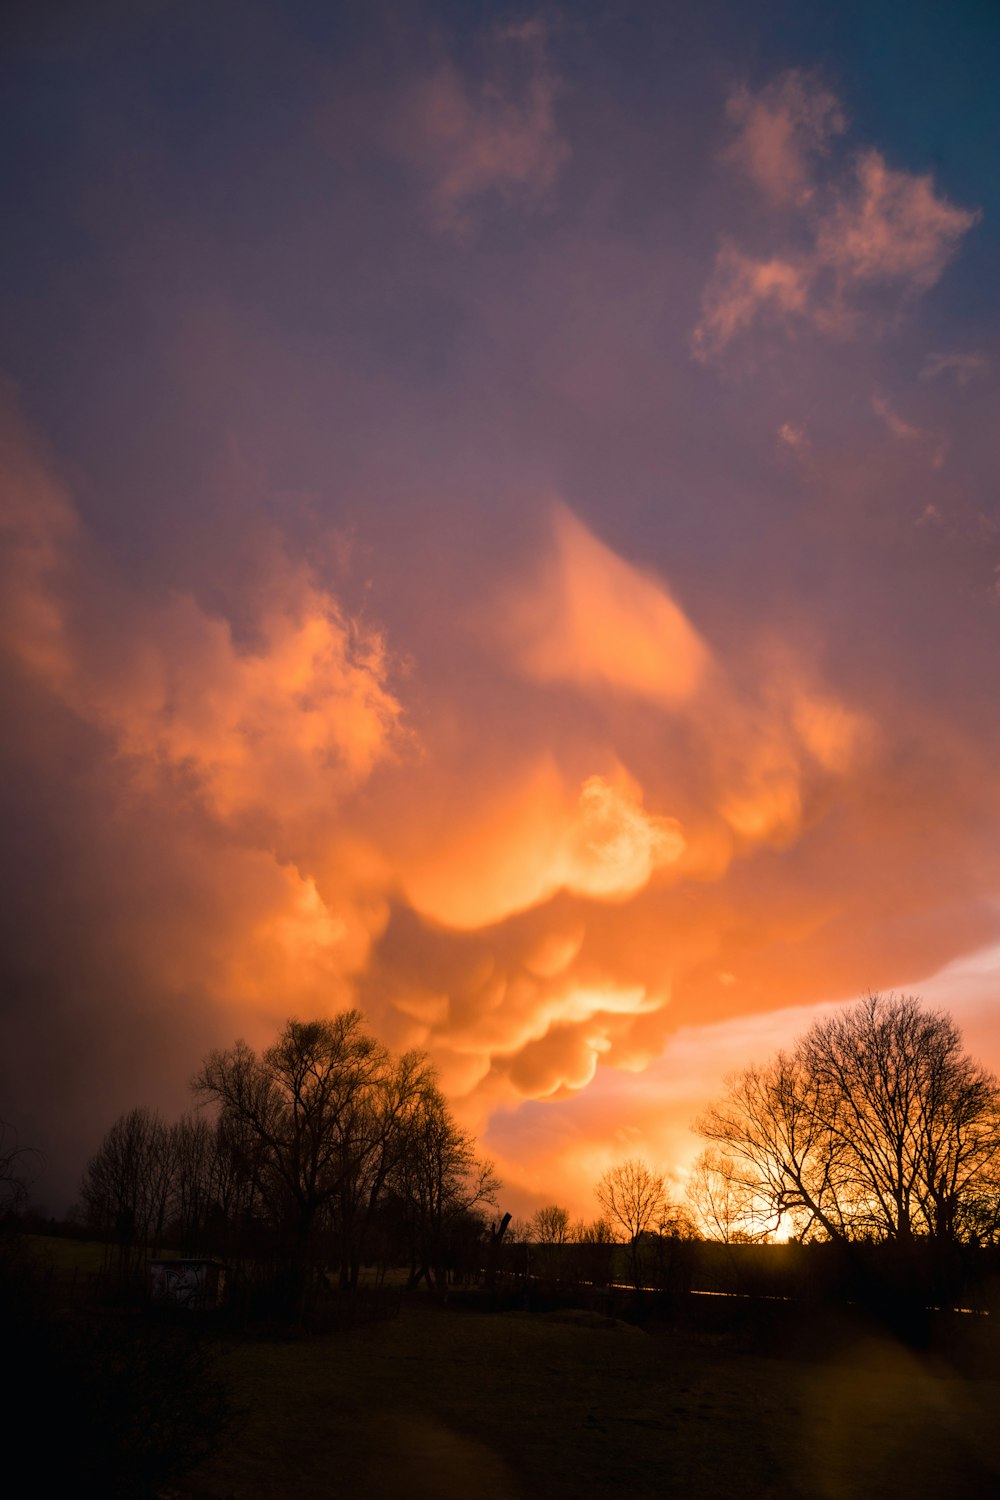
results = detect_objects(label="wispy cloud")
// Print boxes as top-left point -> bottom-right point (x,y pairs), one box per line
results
391,19 -> 569,236
695,72 -> 980,359
723,69 -> 845,206
920,350 -> 990,385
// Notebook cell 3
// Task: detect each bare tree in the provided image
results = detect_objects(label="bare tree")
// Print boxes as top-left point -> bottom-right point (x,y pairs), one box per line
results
531,1204 -> 571,1243
685,1148 -> 770,1243
80,1105 -> 175,1281
570,1215 -> 616,1286
169,1113 -> 217,1253
0,1119 -> 40,1219
193,1012 -> 390,1306
329,1045 -> 435,1288
505,1216 -> 533,1244
596,1157 -> 667,1288
389,1081 -> 499,1289
698,993 -> 1000,1245
530,1203 -> 571,1282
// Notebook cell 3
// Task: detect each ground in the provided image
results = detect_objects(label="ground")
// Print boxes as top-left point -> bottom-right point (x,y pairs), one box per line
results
175,1298 -> 1000,1499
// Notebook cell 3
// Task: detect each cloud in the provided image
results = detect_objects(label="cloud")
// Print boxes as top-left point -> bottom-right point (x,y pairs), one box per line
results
359,505 -> 879,1121
1,399 -> 918,1228
920,351 -> 990,385
693,245 -> 810,359
0,435 -> 401,840
0,399 -> 80,688
871,393 -> 921,443
397,763 -> 684,931
871,394 -> 949,468
777,422 -> 808,450
0,393 -> 403,1040
723,69 -> 845,205
695,74 -> 980,358
816,149 -> 980,293
4,398 -> 997,1224
3,12 -> 1000,1233
94,588 -> 400,828
503,500 -> 709,704
391,20 -> 569,236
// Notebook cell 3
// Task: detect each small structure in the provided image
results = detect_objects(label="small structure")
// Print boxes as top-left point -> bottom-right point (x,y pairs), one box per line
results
149,1258 -> 227,1310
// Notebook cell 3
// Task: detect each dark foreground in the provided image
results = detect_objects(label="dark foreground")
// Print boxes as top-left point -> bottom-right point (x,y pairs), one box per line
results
179,1299 -> 1000,1500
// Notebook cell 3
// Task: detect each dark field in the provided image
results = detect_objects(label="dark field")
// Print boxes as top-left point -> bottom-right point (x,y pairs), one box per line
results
177,1299 -> 1000,1500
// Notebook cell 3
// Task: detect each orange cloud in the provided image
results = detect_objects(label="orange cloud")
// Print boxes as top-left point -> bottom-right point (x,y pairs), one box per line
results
504,501 -> 709,703
96,589 -> 400,826
399,762 -> 685,930
0,397 -> 403,1034
0,402 -> 79,686
1,440 -> 401,835
2,405 -> 985,1232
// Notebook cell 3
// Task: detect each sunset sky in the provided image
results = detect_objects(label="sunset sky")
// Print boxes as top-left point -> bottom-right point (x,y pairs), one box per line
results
2,0 -> 999,1221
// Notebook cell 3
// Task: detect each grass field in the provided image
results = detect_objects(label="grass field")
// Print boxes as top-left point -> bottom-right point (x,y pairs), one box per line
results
176,1298 -> 1000,1500
20,1237 -> 999,1496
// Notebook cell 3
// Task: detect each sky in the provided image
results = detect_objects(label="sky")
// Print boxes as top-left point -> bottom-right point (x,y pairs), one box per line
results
2,0 -> 999,1221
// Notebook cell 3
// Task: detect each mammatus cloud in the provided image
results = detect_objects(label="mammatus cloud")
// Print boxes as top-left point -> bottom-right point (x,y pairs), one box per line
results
3,393 -> 998,1221
694,73 -> 980,358
364,503 -> 877,1126
390,19 -> 568,236
3,11 -> 1000,1233
398,764 -> 685,931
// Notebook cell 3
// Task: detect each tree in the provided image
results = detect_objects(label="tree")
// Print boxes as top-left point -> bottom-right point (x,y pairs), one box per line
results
193,1011 -> 500,1304
698,993 -> 1000,1246
531,1204 -> 571,1243
193,1012 -> 393,1305
0,1119 -> 40,1220
81,1106 -> 176,1281
570,1215 -> 616,1286
326,1044 -> 435,1288
596,1157 -> 668,1288
388,1081 -> 499,1289
168,1113 -> 216,1254
530,1204 -> 571,1283
685,1147 -> 770,1243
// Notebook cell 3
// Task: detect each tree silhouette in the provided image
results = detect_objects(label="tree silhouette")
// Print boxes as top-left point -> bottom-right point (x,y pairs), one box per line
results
80,1106 -> 176,1282
531,1204 -> 571,1243
0,1119 -> 40,1220
387,1081 -> 499,1289
697,993 -> 1000,1245
685,1147 -> 770,1243
596,1157 -> 668,1288
193,1012 -> 440,1306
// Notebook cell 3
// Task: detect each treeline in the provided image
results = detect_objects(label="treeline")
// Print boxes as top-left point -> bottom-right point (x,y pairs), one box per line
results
80,1011 -> 497,1314
71,992 -> 1000,1321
